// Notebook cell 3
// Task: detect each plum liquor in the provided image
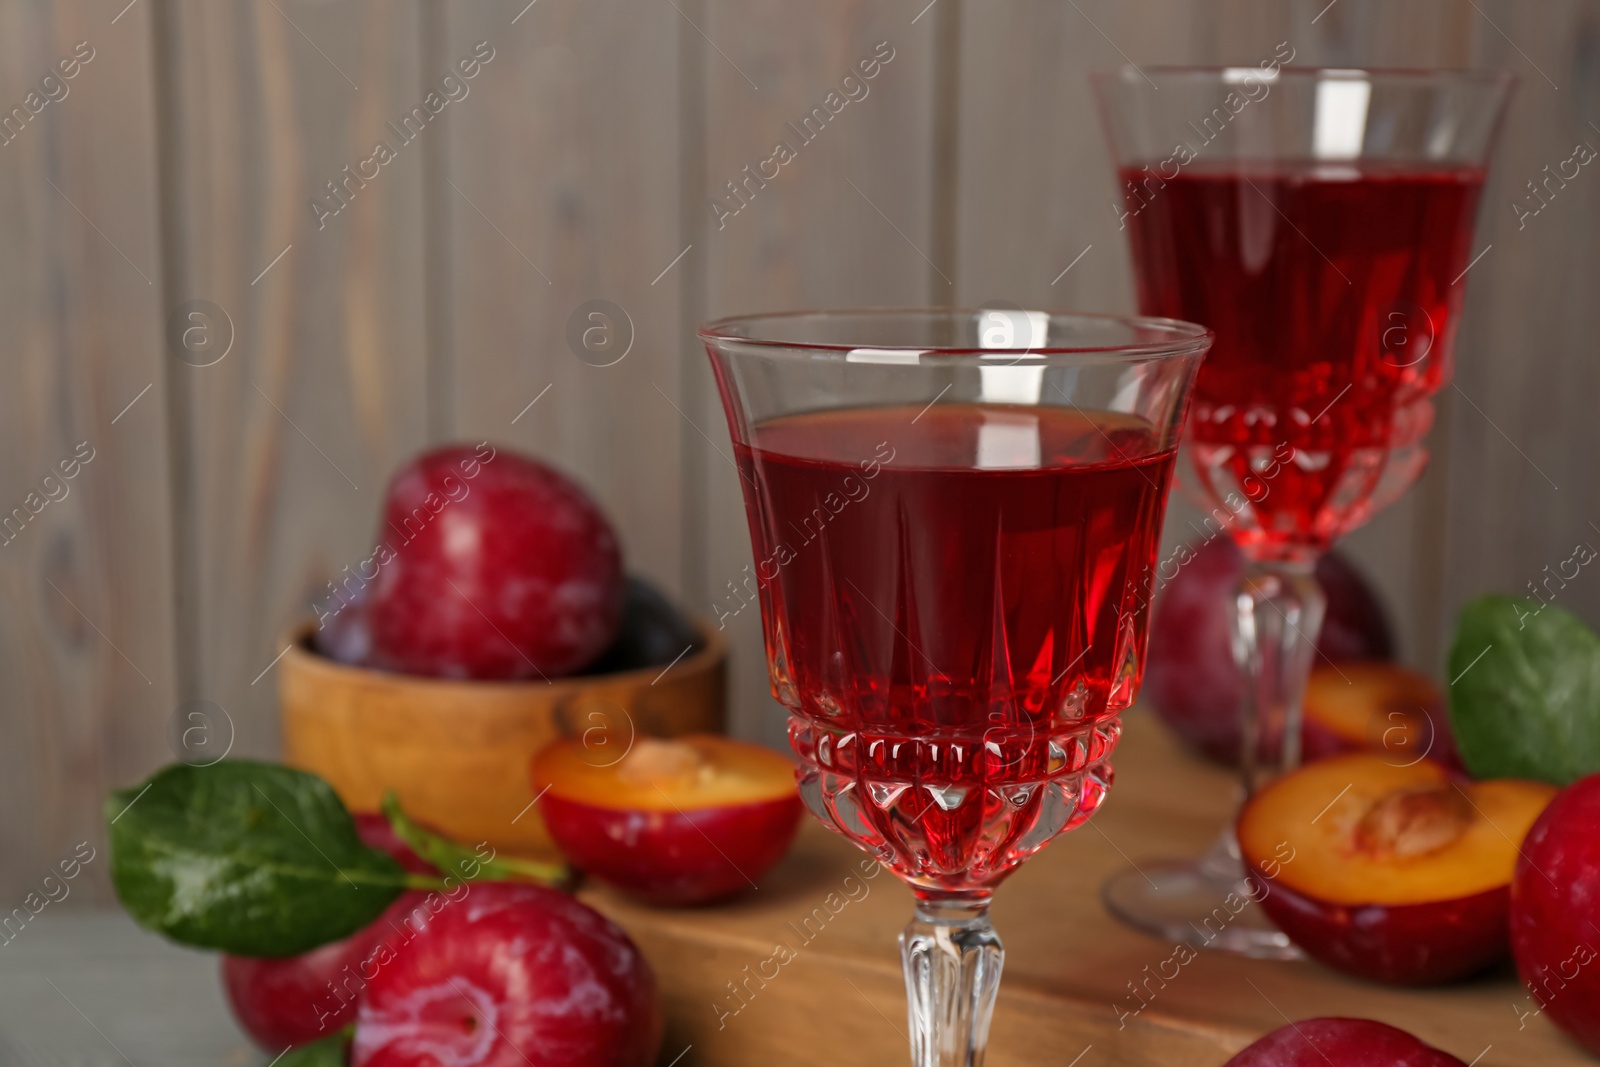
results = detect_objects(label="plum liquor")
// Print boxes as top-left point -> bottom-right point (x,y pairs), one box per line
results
733,403 -> 1175,895
1120,160 -> 1484,556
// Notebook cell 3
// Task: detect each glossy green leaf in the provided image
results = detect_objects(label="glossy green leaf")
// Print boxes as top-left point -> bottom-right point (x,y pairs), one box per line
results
1447,595 -> 1600,785
106,761 -> 412,956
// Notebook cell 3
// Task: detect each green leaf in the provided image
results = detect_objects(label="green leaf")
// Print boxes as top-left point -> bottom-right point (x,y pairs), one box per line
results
277,1029 -> 351,1066
1446,595 -> 1600,784
381,791 -> 570,887
106,761 -> 413,956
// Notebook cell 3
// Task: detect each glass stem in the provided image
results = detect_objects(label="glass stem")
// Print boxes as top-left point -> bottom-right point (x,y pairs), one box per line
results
901,896 -> 1004,1067
1231,557 -> 1327,798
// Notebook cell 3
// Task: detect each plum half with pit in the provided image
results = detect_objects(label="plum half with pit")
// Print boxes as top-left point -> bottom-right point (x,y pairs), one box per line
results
1238,753 -> 1554,984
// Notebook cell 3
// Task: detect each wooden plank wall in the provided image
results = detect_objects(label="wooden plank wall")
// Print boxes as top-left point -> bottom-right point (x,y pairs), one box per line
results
440,0 -> 687,599
158,0 -> 433,769
0,0 -> 175,906
3,0 -> 1599,902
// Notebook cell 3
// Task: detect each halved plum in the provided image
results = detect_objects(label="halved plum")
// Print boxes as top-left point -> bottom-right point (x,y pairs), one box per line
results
1301,662 -> 1463,772
1238,753 -> 1555,984
532,735 -> 802,906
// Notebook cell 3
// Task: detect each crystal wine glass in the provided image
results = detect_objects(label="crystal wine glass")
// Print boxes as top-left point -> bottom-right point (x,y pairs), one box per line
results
1094,67 -> 1513,955
703,309 -> 1209,1066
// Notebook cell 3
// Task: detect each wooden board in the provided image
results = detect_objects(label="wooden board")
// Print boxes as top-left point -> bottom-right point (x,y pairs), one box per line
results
594,711 -> 1587,1066
0,0 -> 176,905
158,0 -> 432,760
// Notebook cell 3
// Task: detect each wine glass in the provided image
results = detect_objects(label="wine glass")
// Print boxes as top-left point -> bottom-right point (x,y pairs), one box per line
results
702,309 -> 1209,1066
1093,67 -> 1513,955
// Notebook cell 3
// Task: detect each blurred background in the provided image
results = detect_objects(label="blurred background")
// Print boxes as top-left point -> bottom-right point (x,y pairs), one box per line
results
3,0 -> 1597,912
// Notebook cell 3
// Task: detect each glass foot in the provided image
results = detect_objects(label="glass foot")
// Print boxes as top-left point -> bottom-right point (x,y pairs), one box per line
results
1101,832 -> 1303,959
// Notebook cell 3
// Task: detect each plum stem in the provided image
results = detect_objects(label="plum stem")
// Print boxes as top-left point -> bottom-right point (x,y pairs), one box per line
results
403,873 -> 452,891
382,791 -> 572,889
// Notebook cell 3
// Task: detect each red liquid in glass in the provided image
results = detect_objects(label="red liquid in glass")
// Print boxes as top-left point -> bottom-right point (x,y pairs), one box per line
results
733,404 -> 1175,893
1119,160 -> 1484,556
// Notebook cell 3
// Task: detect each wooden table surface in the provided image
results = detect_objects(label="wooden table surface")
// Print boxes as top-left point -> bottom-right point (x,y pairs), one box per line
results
610,710 -> 1590,1067
2,710 -> 1589,1066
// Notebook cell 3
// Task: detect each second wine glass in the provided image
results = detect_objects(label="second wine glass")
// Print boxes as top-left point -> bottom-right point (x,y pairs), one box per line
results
1094,66 -> 1513,956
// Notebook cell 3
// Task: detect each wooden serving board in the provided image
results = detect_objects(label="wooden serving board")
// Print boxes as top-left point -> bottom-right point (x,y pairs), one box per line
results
594,710 -> 1591,1067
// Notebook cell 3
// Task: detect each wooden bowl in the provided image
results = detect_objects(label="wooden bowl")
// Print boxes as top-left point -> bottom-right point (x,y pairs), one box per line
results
278,619 -> 726,858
